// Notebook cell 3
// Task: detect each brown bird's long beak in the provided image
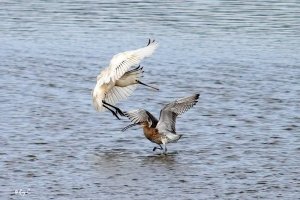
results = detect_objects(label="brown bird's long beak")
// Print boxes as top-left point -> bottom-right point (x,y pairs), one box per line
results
136,80 -> 159,91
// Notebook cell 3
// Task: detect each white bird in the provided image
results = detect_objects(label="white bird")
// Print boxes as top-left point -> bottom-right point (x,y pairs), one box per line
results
92,39 -> 159,119
122,94 -> 200,153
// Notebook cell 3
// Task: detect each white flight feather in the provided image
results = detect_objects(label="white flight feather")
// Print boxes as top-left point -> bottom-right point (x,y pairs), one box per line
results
105,85 -> 138,106
107,41 -> 158,83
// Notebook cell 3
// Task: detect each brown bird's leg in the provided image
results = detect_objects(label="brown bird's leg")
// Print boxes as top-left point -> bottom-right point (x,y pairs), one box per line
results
103,104 -> 120,120
163,144 -> 167,154
136,80 -> 159,91
102,100 -> 125,116
153,144 -> 163,151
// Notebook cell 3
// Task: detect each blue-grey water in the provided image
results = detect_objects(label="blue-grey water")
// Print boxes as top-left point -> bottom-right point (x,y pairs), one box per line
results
1,1 -> 300,199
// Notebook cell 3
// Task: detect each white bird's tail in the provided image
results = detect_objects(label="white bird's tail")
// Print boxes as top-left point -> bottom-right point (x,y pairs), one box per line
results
92,86 -> 106,112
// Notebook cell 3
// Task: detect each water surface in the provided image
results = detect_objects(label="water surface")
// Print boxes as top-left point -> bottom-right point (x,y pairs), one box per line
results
1,1 -> 299,199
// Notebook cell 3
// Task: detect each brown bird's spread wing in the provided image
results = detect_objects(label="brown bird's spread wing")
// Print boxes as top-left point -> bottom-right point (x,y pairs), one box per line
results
156,94 -> 200,134
122,109 -> 158,131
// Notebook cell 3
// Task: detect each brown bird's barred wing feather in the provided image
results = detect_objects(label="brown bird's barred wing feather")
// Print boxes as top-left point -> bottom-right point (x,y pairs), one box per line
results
156,94 -> 200,134
122,109 -> 158,131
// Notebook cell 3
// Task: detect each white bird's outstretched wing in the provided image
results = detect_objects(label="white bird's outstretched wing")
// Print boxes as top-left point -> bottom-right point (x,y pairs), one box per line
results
92,40 -> 158,112
123,109 -> 158,130
156,94 -> 200,134
104,84 -> 138,106
108,40 -> 158,83
93,66 -> 144,112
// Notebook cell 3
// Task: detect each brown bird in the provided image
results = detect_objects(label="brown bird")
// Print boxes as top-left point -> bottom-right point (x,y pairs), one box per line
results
122,94 -> 200,153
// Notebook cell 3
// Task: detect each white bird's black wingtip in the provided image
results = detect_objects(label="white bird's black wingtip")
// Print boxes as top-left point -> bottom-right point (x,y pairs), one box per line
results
147,38 -> 157,46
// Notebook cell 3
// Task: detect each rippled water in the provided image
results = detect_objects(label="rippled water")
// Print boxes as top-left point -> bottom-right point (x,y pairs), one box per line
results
1,1 -> 300,199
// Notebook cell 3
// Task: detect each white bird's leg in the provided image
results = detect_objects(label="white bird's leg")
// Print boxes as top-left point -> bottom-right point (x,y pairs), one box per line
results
136,80 -> 159,91
102,100 -> 125,116
103,104 -> 121,120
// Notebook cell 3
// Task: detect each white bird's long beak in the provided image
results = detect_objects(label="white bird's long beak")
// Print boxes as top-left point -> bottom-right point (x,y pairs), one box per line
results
136,80 -> 159,91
